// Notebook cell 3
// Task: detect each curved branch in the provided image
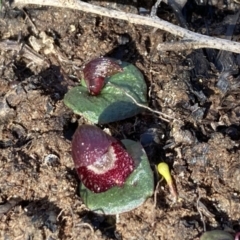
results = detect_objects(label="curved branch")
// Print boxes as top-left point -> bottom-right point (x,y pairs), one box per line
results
13,0 -> 240,54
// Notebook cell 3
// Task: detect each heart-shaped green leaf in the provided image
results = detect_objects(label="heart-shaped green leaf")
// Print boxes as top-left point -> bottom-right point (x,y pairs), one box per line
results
79,139 -> 154,215
63,62 -> 147,124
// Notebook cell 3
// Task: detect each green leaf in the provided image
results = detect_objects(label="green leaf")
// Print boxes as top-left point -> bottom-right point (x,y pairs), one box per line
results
79,139 -> 154,215
64,62 -> 147,124
200,230 -> 234,240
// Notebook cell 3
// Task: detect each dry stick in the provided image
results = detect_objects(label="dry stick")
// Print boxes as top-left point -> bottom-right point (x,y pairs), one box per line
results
13,0 -> 240,54
75,222 -> 94,233
108,82 -> 176,122
157,40 -> 214,52
150,180 -> 161,227
0,40 -> 45,64
197,196 -> 206,232
22,8 -> 39,35
150,0 -> 162,17
122,90 -> 173,122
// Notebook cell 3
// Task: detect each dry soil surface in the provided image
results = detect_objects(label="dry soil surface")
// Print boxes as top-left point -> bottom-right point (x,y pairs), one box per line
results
0,1 -> 240,239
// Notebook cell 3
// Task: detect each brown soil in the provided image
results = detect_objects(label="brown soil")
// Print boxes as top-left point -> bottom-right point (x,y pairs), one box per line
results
0,1 -> 240,239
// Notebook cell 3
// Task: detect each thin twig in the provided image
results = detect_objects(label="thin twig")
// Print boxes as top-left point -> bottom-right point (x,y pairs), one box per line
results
197,196 -> 206,232
151,180 -> 160,226
13,0 -> 240,54
75,222 -> 94,233
123,90 -> 173,122
150,0 -> 162,18
22,8 -> 39,35
108,82 -> 176,122
157,40 -> 213,52
57,208 -> 65,221
153,180 -> 161,209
